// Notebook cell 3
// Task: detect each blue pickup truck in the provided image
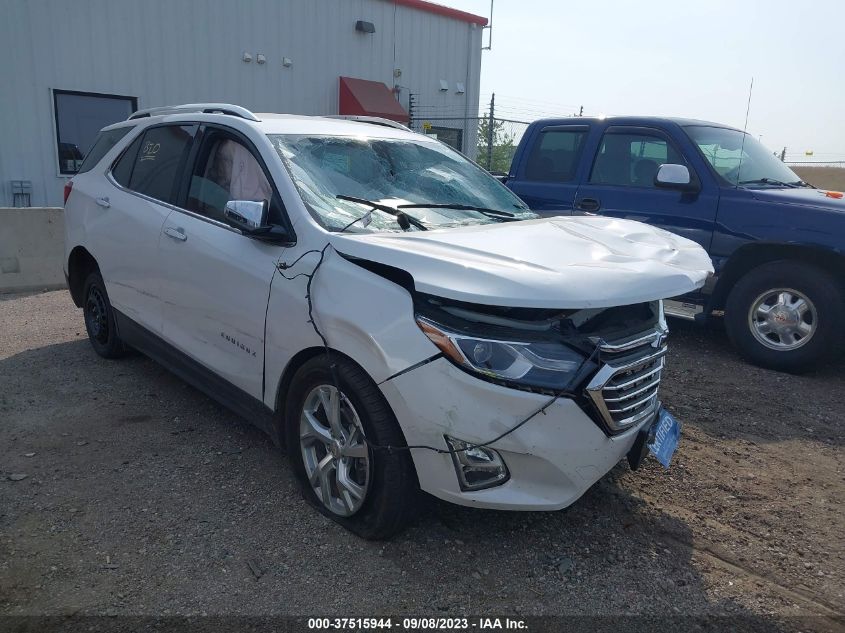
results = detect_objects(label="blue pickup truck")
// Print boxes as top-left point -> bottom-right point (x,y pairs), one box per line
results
503,117 -> 845,372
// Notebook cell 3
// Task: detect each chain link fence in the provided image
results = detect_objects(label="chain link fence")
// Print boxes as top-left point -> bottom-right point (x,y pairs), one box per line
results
407,110 -> 530,174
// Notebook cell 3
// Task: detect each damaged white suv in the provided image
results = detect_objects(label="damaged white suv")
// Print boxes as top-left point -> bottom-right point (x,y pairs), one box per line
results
64,103 -> 712,539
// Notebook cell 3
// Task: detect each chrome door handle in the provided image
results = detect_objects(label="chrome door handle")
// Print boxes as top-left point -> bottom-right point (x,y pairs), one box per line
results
164,227 -> 187,242
95,196 -> 110,208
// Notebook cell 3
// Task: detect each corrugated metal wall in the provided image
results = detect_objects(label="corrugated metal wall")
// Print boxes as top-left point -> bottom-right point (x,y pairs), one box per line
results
0,0 -> 482,207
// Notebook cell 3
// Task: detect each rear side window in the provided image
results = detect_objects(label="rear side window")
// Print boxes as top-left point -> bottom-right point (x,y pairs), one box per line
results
524,128 -> 589,182
111,125 -> 196,204
77,127 -> 133,174
112,135 -> 142,187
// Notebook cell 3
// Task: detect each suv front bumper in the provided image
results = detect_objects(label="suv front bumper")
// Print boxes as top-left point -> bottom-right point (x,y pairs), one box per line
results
379,358 -> 653,511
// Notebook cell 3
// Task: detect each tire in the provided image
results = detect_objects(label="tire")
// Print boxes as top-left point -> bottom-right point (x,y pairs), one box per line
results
82,271 -> 126,359
724,261 -> 845,373
284,354 -> 417,540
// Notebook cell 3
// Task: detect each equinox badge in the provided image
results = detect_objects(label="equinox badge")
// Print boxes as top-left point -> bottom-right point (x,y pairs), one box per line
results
221,332 -> 257,357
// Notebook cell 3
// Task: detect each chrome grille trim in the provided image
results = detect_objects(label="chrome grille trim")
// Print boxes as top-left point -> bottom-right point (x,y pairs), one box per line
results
586,327 -> 667,433
603,375 -> 662,403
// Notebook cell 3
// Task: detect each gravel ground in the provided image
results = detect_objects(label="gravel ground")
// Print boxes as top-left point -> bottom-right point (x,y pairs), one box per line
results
1,290 -> 843,630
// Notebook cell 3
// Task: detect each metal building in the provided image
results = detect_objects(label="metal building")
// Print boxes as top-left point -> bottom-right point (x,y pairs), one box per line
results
0,0 -> 487,207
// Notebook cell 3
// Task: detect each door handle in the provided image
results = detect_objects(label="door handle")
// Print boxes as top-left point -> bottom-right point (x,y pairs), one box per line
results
95,196 -> 110,208
575,197 -> 600,213
164,227 -> 187,242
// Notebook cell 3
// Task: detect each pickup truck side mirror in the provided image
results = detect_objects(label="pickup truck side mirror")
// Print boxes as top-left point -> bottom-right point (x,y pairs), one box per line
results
655,164 -> 698,192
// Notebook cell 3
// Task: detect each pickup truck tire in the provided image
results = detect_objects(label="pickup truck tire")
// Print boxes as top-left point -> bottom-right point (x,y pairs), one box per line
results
725,261 -> 845,372
82,271 -> 127,359
285,354 -> 417,540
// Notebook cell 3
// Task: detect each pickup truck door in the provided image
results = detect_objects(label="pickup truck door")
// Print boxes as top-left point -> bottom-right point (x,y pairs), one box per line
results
157,125 -> 286,401
505,124 -> 591,216
573,125 -> 718,252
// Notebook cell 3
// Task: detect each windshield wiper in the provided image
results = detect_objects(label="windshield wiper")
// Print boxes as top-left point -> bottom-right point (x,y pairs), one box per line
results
397,203 -> 518,221
336,195 -> 427,231
738,178 -> 798,188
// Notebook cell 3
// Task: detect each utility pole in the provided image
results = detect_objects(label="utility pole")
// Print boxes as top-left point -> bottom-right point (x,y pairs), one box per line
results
486,93 -> 495,170
578,105 -> 583,117
780,147 -> 786,162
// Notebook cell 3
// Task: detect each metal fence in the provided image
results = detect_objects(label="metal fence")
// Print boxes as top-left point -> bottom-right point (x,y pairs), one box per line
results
786,161 -> 845,167
407,104 -> 530,173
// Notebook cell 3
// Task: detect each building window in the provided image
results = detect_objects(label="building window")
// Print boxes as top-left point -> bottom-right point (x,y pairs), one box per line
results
53,90 -> 137,175
427,127 -> 464,153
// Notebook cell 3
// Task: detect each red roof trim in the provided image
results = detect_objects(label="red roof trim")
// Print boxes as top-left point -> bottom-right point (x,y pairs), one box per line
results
391,0 -> 489,26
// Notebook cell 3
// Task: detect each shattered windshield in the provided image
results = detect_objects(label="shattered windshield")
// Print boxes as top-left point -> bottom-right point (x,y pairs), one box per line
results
270,134 -> 535,232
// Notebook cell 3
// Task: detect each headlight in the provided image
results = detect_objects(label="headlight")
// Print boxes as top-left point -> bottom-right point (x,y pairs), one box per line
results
416,316 -> 586,391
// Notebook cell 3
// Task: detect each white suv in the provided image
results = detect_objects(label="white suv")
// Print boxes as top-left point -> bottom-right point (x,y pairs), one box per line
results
63,103 -> 712,539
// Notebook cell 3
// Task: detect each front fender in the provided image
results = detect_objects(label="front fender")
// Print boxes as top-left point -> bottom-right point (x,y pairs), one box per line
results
262,247 -> 439,409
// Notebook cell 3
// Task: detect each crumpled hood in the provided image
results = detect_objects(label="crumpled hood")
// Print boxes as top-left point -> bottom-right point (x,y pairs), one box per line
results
749,187 -> 845,212
331,216 -> 714,309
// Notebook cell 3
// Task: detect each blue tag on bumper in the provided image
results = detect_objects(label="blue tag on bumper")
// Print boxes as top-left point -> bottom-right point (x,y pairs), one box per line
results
648,408 -> 682,469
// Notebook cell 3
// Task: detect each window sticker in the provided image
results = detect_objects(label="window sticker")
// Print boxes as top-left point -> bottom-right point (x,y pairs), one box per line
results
140,141 -> 160,162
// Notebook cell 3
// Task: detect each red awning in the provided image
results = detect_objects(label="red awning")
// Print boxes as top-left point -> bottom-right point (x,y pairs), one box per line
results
339,77 -> 409,124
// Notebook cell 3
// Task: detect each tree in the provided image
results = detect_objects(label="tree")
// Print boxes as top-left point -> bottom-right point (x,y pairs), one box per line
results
477,116 -> 516,173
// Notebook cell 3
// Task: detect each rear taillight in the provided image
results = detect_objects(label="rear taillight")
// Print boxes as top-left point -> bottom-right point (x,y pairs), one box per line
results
63,180 -> 73,205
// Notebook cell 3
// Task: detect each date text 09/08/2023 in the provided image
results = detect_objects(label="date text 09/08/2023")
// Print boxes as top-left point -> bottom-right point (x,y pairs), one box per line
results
307,617 -> 529,630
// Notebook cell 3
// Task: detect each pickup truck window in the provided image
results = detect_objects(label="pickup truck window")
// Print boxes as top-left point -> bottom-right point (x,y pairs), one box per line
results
590,131 -> 685,188
271,134 -> 533,232
524,129 -> 588,182
685,126 -> 803,187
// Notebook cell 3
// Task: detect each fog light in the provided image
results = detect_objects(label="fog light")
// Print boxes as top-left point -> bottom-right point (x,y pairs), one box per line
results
444,436 -> 510,491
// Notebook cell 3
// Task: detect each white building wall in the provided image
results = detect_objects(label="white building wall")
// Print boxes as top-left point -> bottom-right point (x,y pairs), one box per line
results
0,0 -> 483,207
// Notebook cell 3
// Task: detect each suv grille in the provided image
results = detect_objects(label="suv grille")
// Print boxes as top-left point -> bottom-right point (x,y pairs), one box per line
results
585,328 -> 667,433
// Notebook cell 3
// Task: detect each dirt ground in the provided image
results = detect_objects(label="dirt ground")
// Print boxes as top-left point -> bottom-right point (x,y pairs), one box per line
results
1,290 -> 843,631
791,166 -> 845,191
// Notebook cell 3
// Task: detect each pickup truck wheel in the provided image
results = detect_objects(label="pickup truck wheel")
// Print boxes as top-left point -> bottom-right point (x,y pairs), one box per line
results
285,355 -> 417,540
725,261 -> 845,372
82,271 -> 126,359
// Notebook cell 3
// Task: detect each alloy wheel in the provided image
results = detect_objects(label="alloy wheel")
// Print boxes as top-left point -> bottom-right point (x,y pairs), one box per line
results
299,384 -> 371,517
748,288 -> 817,351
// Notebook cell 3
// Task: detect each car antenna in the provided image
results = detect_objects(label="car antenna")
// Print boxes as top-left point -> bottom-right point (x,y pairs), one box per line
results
735,77 -> 753,190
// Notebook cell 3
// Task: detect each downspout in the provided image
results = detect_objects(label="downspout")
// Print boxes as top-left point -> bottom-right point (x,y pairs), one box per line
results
463,22 -> 473,154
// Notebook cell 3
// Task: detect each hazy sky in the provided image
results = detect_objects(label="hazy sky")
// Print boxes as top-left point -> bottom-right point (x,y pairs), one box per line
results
446,0 -> 845,162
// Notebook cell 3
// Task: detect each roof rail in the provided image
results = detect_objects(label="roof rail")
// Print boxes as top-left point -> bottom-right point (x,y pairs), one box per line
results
128,103 -> 260,122
326,115 -> 412,132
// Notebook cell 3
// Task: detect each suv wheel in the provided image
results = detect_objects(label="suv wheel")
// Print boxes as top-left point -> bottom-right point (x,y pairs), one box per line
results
285,355 -> 417,539
725,261 -> 845,372
82,271 -> 126,359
